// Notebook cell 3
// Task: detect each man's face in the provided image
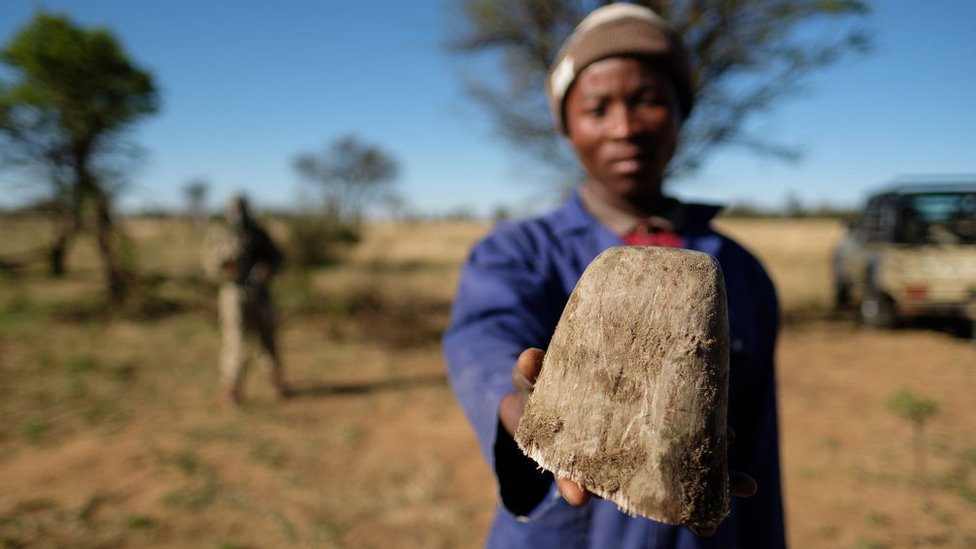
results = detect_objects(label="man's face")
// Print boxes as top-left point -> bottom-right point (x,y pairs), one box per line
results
564,57 -> 682,207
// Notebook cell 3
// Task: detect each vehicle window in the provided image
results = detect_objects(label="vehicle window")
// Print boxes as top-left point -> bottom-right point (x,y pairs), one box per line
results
904,192 -> 976,244
860,198 -> 882,241
879,199 -> 898,240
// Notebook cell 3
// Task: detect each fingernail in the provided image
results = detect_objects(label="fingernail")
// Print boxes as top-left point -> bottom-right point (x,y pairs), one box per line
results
515,369 -> 534,389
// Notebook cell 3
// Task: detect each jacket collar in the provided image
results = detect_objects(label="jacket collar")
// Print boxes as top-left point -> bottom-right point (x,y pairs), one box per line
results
548,187 -> 723,237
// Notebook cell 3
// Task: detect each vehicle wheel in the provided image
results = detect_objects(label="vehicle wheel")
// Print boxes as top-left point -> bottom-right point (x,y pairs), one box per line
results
860,291 -> 898,329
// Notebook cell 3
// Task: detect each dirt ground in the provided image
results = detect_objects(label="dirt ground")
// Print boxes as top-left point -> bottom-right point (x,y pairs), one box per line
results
0,216 -> 974,548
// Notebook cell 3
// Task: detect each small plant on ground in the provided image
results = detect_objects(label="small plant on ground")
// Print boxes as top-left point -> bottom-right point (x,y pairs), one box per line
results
887,387 -> 938,488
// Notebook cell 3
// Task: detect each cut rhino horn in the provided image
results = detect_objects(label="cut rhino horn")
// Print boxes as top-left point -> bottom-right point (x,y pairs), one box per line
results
515,246 -> 730,529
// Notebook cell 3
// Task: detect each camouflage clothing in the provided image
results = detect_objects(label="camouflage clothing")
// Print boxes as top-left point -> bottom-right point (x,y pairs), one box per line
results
204,197 -> 285,402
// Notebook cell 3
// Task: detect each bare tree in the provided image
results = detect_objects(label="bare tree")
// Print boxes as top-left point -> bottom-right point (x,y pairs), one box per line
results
183,178 -> 210,224
446,0 -> 870,182
293,135 -> 399,225
289,136 -> 399,266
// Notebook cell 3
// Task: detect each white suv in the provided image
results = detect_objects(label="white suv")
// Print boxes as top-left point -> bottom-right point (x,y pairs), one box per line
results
832,181 -> 976,330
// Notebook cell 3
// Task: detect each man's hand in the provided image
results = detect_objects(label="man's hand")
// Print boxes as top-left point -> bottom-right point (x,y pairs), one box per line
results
498,348 -> 542,436
248,262 -> 271,284
499,348 -> 760,536
499,348 -> 592,506
690,453 -> 758,537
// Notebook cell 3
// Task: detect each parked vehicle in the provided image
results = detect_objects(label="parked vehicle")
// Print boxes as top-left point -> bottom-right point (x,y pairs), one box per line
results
832,181 -> 976,332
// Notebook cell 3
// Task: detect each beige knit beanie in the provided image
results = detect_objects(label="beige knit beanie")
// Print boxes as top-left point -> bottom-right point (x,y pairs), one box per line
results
546,3 -> 695,135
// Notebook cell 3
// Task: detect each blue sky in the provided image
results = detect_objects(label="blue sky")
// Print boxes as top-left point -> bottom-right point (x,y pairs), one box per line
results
1,1 -> 974,217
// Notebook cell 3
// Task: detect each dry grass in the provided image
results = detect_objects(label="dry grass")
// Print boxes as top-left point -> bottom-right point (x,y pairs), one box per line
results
714,217 -> 846,316
0,216 -> 495,549
1,215 -> 974,548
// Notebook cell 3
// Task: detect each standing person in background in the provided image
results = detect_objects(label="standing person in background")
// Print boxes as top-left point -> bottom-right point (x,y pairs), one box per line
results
443,3 -> 786,548
204,194 -> 287,406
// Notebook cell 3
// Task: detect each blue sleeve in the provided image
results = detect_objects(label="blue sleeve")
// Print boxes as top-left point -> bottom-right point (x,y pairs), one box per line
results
442,223 -> 566,516
729,262 -> 786,549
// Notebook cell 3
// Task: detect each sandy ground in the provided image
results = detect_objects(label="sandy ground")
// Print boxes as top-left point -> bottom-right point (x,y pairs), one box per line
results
1,218 -> 974,548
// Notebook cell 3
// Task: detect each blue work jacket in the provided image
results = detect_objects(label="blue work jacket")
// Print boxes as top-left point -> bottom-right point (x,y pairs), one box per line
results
443,191 -> 786,548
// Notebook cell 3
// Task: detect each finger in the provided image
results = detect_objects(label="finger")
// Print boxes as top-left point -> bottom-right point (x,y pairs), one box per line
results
556,478 -> 591,507
513,348 -> 545,392
730,471 -> 758,498
498,393 -> 525,436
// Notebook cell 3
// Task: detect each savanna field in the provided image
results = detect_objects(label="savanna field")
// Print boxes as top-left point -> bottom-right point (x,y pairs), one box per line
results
1,215 -> 974,548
